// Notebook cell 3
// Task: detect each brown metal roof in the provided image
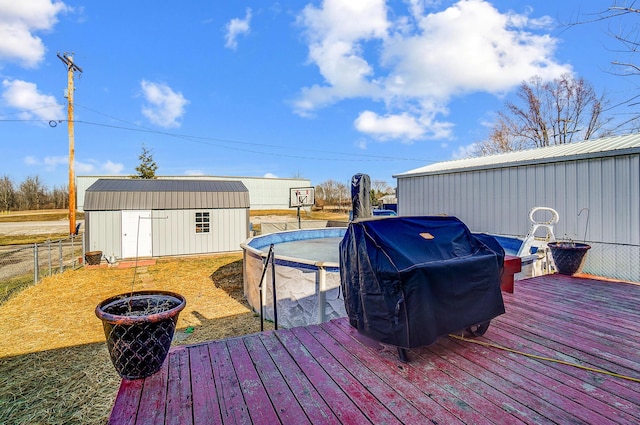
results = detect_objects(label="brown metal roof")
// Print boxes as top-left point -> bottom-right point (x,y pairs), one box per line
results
83,179 -> 250,210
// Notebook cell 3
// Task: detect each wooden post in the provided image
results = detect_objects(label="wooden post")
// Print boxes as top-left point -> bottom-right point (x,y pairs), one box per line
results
57,53 -> 82,235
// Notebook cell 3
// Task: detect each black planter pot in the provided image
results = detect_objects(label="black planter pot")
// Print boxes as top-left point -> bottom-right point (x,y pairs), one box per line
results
548,242 -> 591,275
95,290 -> 186,380
85,251 -> 102,266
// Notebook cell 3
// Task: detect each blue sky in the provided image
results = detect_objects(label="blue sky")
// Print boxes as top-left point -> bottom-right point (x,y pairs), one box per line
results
0,0 -> 637,189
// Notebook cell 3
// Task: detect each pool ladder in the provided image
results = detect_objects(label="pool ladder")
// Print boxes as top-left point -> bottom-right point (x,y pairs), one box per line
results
517,207 -> 558,275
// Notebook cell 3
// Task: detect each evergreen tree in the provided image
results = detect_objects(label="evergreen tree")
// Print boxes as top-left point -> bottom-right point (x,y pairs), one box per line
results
133,145 -> 158,179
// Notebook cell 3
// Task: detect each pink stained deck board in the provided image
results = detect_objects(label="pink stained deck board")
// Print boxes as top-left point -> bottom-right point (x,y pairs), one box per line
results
108,274 -> 640,425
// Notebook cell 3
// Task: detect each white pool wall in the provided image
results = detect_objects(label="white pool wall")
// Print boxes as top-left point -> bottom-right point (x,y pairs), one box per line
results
241,228 -> 347,328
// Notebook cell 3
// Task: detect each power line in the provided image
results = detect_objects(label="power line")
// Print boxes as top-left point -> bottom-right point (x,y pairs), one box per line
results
70,103 -> 437,163
1,104 -> 440,164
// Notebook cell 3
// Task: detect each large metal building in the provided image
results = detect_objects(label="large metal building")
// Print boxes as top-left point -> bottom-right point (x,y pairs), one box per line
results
77,175 -> 311,211
84,179 -> 250,259
393,134 -> 640,282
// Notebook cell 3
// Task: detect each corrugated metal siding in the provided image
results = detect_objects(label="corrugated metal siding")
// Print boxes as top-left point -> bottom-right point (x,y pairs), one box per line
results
84,179 -> 250,211
85,208 -> 248,259
85,210 -> 122,257
395,133 -> 640,178
152,209 -> 248,256
398,153 -> 640,247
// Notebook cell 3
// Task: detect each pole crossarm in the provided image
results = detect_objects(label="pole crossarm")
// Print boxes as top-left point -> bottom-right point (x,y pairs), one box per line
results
57,53 -> 83,73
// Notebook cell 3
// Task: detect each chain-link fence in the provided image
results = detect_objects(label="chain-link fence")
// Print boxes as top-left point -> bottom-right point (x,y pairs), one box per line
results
581,241 -> 640,283
0,234 -> 84,305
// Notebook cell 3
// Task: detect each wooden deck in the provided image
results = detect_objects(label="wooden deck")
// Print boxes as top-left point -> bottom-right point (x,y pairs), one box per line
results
109,275 -> 640,424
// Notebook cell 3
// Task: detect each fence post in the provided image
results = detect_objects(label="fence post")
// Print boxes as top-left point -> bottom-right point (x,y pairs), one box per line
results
47,240 -> 52,277
59,239 -> 64,273
33,243 -> 39,284
71,234 -> 77,269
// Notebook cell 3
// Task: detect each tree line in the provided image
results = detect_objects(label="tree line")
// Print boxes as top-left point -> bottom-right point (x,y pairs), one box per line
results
0,175 -> 69,212
314,179 -> 393,209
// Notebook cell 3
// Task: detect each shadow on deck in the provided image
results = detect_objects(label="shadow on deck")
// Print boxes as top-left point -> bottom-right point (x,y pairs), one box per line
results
109,274 -> 640,424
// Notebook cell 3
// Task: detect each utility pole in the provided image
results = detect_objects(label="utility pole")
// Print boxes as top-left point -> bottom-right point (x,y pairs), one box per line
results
57,53 -> 83,235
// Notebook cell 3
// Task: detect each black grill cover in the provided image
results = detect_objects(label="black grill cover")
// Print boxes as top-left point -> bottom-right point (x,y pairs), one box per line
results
339,216 -> 505,348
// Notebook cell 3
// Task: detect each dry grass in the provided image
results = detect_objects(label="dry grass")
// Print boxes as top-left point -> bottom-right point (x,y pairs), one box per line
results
0,210 -> 85,222
0,253 -> 271,425
250,208 -> 348,221
0,233 -> 71,246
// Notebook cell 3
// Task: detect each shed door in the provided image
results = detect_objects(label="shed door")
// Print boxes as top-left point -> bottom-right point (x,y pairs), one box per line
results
122,210 -> 152,258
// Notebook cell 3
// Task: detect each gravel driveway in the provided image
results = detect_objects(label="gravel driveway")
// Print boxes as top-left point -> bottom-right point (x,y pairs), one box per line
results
0,220 -> 82,236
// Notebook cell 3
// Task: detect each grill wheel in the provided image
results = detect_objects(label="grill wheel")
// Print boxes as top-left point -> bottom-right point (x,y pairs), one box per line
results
463,321 -> 491,337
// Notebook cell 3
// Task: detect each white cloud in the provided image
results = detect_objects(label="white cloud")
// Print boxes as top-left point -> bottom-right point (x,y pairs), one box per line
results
43,156 -> 68,169
382,0 -> 568,98
75,161 -> 94,174
101,160 -> 124,174
185,169 -> 204,176
2,79 -> 65,120
354,111 -> 425,141
0,0 -> 70,68
263,172 -> 278,178
452,142 -> 478,159
295,0 -> 571,141
294,0 -> 388,113
140,80 -> 189,128
24,156 -> 38,165
24,156 -> 124,175
224,8 -> 252,50
76,159 -> 124,174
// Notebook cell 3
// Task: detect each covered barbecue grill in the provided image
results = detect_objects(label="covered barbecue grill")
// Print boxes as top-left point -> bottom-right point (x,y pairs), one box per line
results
340,216 -> 505,356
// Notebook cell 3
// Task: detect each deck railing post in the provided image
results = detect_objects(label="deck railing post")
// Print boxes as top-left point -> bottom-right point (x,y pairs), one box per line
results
317,266 -> 327,324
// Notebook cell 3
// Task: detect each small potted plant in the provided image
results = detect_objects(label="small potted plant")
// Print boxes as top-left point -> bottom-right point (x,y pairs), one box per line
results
547,237 -> 591,275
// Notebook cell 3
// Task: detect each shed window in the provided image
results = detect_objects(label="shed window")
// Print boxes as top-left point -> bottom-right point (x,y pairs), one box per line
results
195,212 -> 210,233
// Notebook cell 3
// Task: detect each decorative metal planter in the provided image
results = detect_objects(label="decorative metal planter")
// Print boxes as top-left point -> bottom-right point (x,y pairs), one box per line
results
548,242 -> 591,275
85,251 -> 103,266
95,290 -> 186,380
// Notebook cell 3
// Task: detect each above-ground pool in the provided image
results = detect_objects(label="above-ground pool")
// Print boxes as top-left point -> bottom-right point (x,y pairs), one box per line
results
241,228 -> 347,328
241,227 -> 531,328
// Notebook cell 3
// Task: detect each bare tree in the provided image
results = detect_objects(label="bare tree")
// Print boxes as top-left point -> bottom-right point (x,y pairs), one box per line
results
475,118 -> 526,156
476,74 -> 611,155
18,176 -> 47,210
315,179 -> 350,209
315,179 -> 340,205
587,3 -> 640,76
370,180 -> 393,207
336,182 -> 348,209
568,3 -> 640,129
0,175 -> 15,212
52,185 -> 69,209
371,180 -> 392,195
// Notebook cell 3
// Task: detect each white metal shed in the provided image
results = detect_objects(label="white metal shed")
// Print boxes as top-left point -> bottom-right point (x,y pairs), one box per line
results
393,134 -> 640,282
84,179 -> 250,259
76,175 -> 311,211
